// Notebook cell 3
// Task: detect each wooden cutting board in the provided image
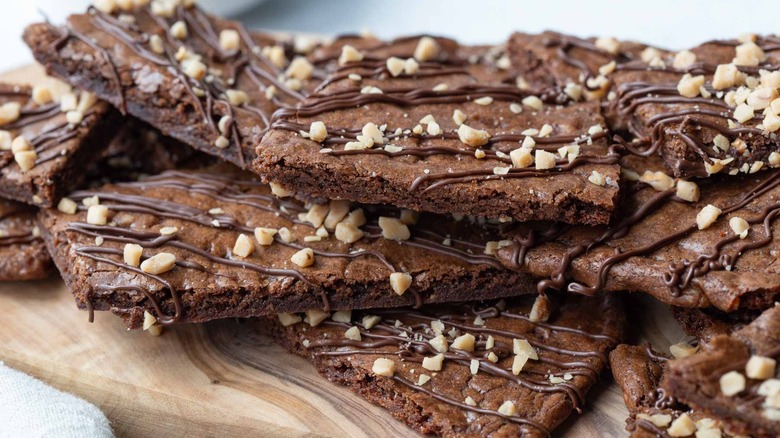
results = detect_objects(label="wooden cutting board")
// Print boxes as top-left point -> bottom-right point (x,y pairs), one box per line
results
0,64 -> 687,438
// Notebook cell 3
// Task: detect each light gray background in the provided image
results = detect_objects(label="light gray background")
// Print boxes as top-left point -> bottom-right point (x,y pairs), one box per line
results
3,0 -> 779,71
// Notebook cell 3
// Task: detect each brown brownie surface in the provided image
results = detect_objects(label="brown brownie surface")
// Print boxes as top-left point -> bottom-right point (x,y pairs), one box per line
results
262,294 -> 624,437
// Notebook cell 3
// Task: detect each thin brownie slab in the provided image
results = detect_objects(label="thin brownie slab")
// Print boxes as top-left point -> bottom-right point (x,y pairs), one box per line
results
0,81 -> 115,207
40,163 -> 536,329
492,156 -> 780,312
0,198 -> 50,281
24,2 -> 308,170
508,31 -> 657,93
609,344 -> 723,438
663,305 -> 780,437
262,294 -> 624,437
610,35 -> 780,178
258,52 -> 620,225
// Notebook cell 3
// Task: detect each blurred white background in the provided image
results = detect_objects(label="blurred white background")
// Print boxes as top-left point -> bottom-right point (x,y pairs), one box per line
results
3,0 -> 779,71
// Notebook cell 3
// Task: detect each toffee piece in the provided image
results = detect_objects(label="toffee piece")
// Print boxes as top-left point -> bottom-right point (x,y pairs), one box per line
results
263,294 -> 624,437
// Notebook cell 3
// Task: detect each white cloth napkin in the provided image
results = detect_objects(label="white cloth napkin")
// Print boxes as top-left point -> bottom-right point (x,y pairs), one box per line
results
0,362 -> 113,438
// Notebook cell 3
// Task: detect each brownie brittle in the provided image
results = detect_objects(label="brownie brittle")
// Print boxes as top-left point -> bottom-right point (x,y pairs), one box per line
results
262,294 -> 624,437
39,163 -> 537,329
0,81 -> 115,207
0,198 -> 50,281
258,40 -> 621,225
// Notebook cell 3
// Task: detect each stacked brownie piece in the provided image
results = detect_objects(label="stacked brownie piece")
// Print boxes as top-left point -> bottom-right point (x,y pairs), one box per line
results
0,0 -> 776,435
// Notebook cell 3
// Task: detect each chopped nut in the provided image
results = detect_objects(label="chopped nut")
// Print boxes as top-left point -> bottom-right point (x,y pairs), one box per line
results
181,59 -> 207,80
676,180 -> 700,202
512,353 -> 529,375
65,110 -> 84,125
734,41 -> 765,66
60,94 -> 77,112
414,36 -> 440,61
56,197 -> 78,215
429,334 -> 449,353
451,333 -> 475,351
305,309 -> 329,327
140,252 -> 176,275
225,89 -> 249,106
457,124 -> 490,147
469,359 -> 480,375
452,109 -> 467,126
599,60 -> 617,75
712,63 -> 742,90
13,150 -> 36,171
639,170 -> 675,191
733,103 -> 754,123
696,204 -> 722,230
308,121 -> 328,143
746,355 -> 777,380
334,222 -> 364,244
386,57 -> 405,77
513,339 -> 538,359
748,87 -> 778,110
332,310 -> 352,323
123,243 -> 143,267
219,29 -> 240,51
729,216 -> 750,239
285,57 -> 314,81
534,150 -> 556,170
86,205 -> 109,225
214,136 -> 230,149
497,400 -> 517,416
342,209 -> 366,227
588,170 -> 606,186
158,226 -> 177,236
673,50 -> 697,69
217,115 -> 232,135
403,58 -> 420,75
278,313 -> 302,327
142,310 -> 157,331
390,272 -> 413,295
677,74 -> 705,98
254,227 -> 277,246
510,148 -> 534,168
422,353 -> 444,371
372,358 -> 395,377
362,315 -> 381,329
170,21 -> 187,40
306,203 -> 330,228
667,413 -> 696,437
719,370 -> 746,396
338,45 -> 364,66
641,47 -> 663,64
290,248 -> 315,267
344,326 -> 363,341
521,95 -> 543,110
378,217 -> 410,241
637,413 -> 672,428
487,352 -> 499,363
149,34 -> 164,54
464,396 -> 476,406
416,374 -> 431,386
670,342 -> 698,359
529,295 -> 550,322
232,234 -> 255,258
474,96 -> 493,106
764,113 -> 780,132
594,37 -> 620,54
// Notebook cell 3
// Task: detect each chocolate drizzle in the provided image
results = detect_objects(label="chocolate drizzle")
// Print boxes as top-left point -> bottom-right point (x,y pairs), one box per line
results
299,297 -> 620,436
62,169 -> 511,324
46,3 -> 311,168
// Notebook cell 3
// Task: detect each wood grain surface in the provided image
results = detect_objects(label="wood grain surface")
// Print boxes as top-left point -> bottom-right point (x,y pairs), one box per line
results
0,64 -> 688,437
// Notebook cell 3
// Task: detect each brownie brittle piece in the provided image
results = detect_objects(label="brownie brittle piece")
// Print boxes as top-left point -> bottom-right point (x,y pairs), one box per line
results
262,294 -> 624,437
0,198 -> 50,281
39,163 -> 536,329
0,81 -> 115,207
258,39 -> 620,225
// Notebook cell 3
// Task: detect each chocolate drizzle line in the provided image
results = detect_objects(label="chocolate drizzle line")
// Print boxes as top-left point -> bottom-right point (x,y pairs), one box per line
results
48,3 -> 310,167
0,88 -> 96,172
64,170 -> 508,324
301,299 -> 620,436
